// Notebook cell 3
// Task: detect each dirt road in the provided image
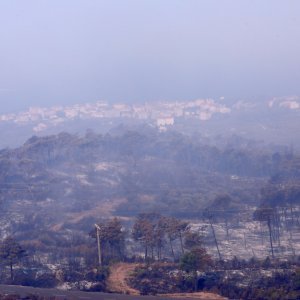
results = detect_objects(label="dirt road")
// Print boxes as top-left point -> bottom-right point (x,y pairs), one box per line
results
107,263 -> 227,299
107,262 -> 140,295
161,292 -> 227,299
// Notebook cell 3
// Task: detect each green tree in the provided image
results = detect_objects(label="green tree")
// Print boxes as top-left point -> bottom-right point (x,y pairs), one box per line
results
0,237 -> 26,282
180,247 -> 212,291
91,218 -> 126,265
163,217 -> 190,261
132,213 -> 163,260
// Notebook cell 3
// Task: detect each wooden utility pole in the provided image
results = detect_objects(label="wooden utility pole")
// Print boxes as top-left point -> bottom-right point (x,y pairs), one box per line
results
95,224 -> 102,267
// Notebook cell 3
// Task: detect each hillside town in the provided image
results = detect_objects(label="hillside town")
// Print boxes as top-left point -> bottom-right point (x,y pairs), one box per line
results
0,99 -> 232,132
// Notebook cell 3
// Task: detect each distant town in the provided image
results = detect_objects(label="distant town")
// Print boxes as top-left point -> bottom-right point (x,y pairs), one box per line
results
0,96 -> 299,133
0,99 -> 231,132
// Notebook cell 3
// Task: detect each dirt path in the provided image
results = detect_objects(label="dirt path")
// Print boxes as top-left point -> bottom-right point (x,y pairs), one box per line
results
161,292 -> 227,299
107,262 -> 140,295
107,263 -> 227,299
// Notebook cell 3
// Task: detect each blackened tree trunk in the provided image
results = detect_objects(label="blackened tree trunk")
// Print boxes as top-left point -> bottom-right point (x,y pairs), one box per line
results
179,232 -> 184,255
169,237 -> 175,261
10,260 -> 13,282
209,218 -> 222,260
267,218 -> 274,258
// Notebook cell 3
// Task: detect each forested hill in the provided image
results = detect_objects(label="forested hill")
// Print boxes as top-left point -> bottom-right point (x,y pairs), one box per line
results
1,128 -> 295,178
0,128 -> 299,225
0,128 -> 299,297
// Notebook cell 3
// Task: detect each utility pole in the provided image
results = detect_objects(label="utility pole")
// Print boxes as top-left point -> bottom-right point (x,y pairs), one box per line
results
95,224 -> 102,267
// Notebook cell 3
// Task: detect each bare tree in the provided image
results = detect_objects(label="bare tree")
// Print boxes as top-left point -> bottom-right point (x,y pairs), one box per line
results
203,209 -> 222,260
253,207 -> 275,258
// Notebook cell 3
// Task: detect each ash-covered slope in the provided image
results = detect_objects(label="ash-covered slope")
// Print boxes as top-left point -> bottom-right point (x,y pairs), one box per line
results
0,128 -> 298,239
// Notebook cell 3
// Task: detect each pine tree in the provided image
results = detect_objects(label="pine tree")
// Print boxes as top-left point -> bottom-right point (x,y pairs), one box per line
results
0,236 -> 26,282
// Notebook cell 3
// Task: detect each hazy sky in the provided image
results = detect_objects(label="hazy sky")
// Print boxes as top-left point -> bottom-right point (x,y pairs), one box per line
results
0,0 -> 300,113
